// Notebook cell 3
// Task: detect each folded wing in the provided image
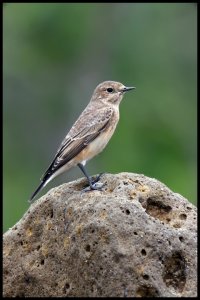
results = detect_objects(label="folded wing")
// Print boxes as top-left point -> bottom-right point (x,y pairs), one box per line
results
41,107 -> 113,182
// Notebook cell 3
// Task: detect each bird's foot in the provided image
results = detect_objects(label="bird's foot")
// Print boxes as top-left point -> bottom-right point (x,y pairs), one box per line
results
82,173 -> 105,192
82,182 -> 105,192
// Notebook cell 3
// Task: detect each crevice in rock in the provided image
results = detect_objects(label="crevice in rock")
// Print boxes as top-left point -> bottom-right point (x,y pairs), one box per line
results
163,251 -> 186,292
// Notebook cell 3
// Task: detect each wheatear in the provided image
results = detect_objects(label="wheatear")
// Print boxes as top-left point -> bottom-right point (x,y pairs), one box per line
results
30,81 -> 135,202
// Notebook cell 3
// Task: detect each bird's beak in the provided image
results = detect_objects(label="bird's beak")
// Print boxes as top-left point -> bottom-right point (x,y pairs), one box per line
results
122,86 -> 136,92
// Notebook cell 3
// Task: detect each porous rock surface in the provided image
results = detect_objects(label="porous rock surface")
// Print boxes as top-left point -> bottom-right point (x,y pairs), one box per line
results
3,173 -> 197,297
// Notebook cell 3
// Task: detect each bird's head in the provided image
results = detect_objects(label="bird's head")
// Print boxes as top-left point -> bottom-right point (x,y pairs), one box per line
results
91,81 -> 135,105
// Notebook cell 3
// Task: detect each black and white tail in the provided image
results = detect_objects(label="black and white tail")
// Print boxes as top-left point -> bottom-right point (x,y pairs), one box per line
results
29,173 -> 52,203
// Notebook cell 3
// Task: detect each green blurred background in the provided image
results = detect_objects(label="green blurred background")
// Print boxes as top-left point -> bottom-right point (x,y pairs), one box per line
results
3,3 -> 197,232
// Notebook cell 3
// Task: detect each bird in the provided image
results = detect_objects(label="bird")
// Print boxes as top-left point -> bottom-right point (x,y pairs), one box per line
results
29,81 -> 135,202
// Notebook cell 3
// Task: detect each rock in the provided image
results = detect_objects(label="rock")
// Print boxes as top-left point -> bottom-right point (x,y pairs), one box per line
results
3,173 -> 197,297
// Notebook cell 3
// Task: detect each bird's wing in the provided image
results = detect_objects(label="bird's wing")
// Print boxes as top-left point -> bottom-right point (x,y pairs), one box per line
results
41,107 -> 113,181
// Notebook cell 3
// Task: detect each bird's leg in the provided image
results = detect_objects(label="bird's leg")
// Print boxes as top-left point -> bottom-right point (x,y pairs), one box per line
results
78,163 -> 104,191
91,172 -> 104,184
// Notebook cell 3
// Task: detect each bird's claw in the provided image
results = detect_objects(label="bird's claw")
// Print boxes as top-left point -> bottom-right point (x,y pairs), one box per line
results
82,182 -> 105,192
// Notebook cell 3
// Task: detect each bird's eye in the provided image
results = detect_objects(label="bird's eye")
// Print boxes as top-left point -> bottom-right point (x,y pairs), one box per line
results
106,87 -> 114,93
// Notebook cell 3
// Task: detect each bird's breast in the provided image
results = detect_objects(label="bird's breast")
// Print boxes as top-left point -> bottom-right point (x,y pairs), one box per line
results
87,126 -> 115,157
77,115 -> 119,164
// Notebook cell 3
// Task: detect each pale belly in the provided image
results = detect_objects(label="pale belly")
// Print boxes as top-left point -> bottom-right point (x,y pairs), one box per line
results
76,124 -> 118,164
78,108 -> 120,164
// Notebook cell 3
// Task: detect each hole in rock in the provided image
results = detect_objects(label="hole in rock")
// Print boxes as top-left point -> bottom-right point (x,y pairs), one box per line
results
141,249 -> 147,256
65,283 -> 70,289
143,197 -> 172,221
63,282 -> 70,293
179,213 -> 187,220
186,206 -> 192,210
163,251 -> 186,292
85,244 -> 91,252
136,285 -> 159,297
50,209 -> 54,218
179,236 -> 184,242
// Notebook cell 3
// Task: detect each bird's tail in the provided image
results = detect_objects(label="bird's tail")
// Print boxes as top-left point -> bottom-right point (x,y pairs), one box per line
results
29,161 -> 57,203
29,180 -> 46,203
29,172 -> 53,203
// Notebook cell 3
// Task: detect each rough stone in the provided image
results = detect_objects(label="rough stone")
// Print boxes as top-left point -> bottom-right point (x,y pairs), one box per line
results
3,173 -> 197,297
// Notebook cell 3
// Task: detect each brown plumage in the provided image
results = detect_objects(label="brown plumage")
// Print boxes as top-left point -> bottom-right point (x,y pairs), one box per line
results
30,81 -> 135,202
